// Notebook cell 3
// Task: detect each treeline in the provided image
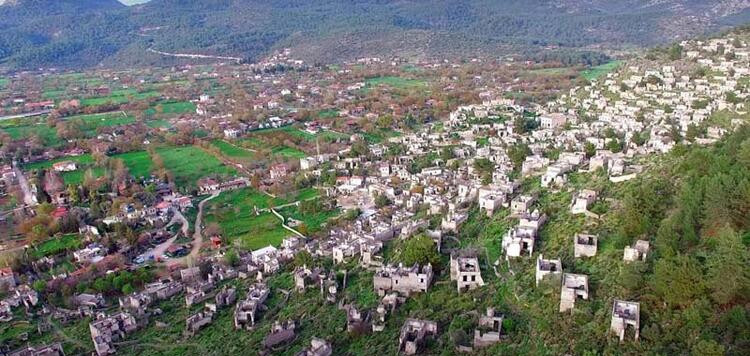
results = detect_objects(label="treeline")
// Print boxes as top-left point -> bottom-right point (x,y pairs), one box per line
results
610,126 -> 750,355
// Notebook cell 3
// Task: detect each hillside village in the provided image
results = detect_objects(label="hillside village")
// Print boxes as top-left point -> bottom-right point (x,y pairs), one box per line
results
0,29 -> 749,356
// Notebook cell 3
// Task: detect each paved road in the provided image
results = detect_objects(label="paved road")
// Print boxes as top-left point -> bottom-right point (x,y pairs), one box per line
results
0,110 -> 50,121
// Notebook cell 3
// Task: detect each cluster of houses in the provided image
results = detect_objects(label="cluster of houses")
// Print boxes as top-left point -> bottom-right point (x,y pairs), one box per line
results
4,31 -> 750,355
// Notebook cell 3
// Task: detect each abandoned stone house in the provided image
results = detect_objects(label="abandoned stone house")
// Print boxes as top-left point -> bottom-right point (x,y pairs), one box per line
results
0,267 -> 17,292
559,273 -> 590,312
322,274 -> 339,304
501,225 -> 537,257
180,267 -> 201,284
473,308 -> 504,348
214,286 -> 237,308
89,312 -> 139,356
510,194 -> 536,216
295,337 -> 333,356
611,300 -> 640,341
360,241 -> 384,268
263,320 -> 297,349
449,250 -> 485,293
118,293 -> 152,313
623,240 -> 650,262
574,233 -> 598,258
294,266 -> 324,291
535,255 -> 562,286
185,304 -> 216,335
185,281 -> 215,306
234,283 -> 270,330
399,319 -> 438,355
144,280 -> 183,300
373,264 -> 433,297
8,342 -> 65,356
571,189 -> 597,215
373,292 -> 402,332
343,304 -> 368,332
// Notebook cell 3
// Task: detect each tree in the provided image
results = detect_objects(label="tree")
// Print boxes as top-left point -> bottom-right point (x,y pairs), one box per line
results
668,44 -> 683,60
374,193 -> 391,208
691,340 -> 725,356
224,249 -> 240,267
705,227 -> 750,305
32,279 -> 47,293
293,250 -> 314,268
398,234 -> 441,269
584,142 -> 596,158
507,144 -> 531,169
650,255 -> 705,308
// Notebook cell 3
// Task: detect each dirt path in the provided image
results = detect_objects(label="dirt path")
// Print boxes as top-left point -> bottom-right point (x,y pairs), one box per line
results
13,164 -> 37,206
167,192 -> 219,267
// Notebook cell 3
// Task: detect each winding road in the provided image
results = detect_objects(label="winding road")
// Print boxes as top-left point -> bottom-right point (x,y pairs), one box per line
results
167,192 -> 219,267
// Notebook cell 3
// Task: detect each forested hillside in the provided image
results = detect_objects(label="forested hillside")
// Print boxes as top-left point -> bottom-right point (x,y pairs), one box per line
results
2,0 -> 750,69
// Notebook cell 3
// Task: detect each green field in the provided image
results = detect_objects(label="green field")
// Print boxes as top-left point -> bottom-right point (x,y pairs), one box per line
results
278,204 -> 338,234
42,89 -> 66,99
23,151 -> 152,184
62,168 -> 105,185
204,188 -> 290,250
66,111 -> 135,133
30,234 -> 82,259
156,146 -> 237,188
0,77 -> 8,89
23,153 -> 106,185
112,151 -> 154,179
527,67 -> 574,76
207,187 -> 286,211
145,119 -> 170,128
271,145 -> 307,158
1,121 -> 61,146
24,154 -> 95,171
292,187 -> 320,201
362,128 -> 401,143
317,109 -> 339,119
211,140 -> 255,159
80,89 -> 160,106
145,101 -> 196,115
364,76 -> 426,90
581,60 -> 623,81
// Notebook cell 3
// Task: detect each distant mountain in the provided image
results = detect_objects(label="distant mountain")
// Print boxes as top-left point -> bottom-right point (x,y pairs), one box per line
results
119,0 -> 150,5
1,0 -> 750,70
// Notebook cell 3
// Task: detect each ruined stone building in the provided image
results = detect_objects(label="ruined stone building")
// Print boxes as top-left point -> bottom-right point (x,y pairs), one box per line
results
559,273 -> 589,312
450,250 -> 485,293
574,233 -> 598,258
623,240 -> 650,262
373,293 -> 402,332
571,189 -> 597,215
611,300 -> 640,341
473,308 -> 504,348
185,304 -> 216,335
295,337 -> 333,356
234,283 -> 270,330
8,343 -> 65,356
535,255 -> 562,286
263,320 -> 296,349
398,319 -> 438,355
89,312 -> 139,356
373,264 -> 433,296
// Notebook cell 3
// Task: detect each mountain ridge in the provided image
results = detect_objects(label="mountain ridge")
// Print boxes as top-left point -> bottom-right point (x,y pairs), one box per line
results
1,0 -> 750,70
